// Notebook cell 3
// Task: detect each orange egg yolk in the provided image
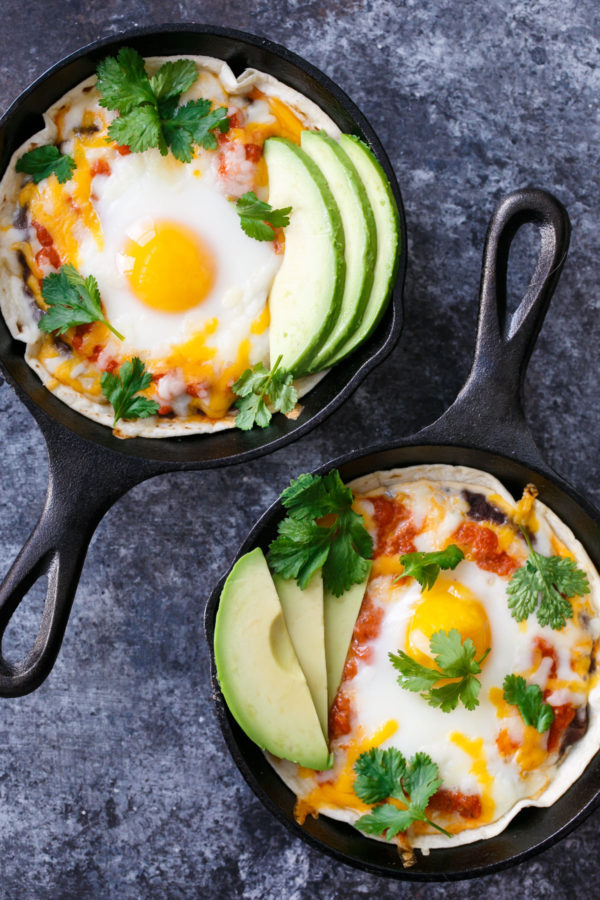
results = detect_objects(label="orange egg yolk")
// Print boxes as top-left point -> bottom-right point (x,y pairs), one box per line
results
124,220 -> 216,313
405,578 -> 491,666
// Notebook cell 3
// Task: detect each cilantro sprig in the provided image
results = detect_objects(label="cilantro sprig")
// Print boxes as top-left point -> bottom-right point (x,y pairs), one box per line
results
16,145 -> 76,184
235,191 -> 292,241
40,264 -> 124,340
503,674 -> 555,734
353,747 -> 450,839
267,470 -> 373,596
232,355 -> 297,430
96,48 -> 229,161
396,545 -> 464,589
389,629 -> 490,712
100,357 -> 160,426
507,529 -> 590,630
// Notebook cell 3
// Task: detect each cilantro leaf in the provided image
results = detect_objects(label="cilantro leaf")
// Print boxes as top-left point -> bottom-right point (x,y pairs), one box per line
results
354,747 -> 406,804
507,529 -> 590,630
16,145 -> 76,185
96,48 -> 229,160
232,355 -> 297,431
427,677 -> 482,713
96,47 -> 155,113
267,469 -> 373,596
401,752 -> 444,812
171,101 -> 230,151
149,59 -> 198,100
100,357 -> 159,426
322,513 -> 372,597
356,803 -> 416,839
353,748 -> 449,839
389,629 -> 490,712
397,545 -> 464,590
384,653 -> 440,692
162,99 -> 217,162
39,264 -> 124,340
161,118 -> 195,163
108,105 -> 165,154
266,518 -> 333,589
429,629 -> 483,677
236,191 -> 292,241
280,469 -> 352,520
503,674 -> 555,733
232,362 -> 271,398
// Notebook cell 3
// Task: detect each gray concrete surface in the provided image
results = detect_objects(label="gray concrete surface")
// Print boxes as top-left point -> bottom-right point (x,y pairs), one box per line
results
0,1 -> 599,896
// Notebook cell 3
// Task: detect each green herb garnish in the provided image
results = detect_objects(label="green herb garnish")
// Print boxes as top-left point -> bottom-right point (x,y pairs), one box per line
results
503,674 -> 555,733
232,355 -> 297,430
16,145 -> 76,184
235,191 -> 292,241
397,545 -> 464,590
267,469 -> 373,596
96,48 -> 229,161
100,357 -> 159,426
389,629 -> 490,712
507,529 -> 590,630
39,264 -> 124,340
353,747 -> 450,839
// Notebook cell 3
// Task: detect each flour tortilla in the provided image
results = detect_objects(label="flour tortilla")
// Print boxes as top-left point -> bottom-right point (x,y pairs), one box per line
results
0,56 -> 339,437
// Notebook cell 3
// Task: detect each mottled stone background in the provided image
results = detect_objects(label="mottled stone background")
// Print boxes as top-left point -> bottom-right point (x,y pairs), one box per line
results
0,1 -> 599,897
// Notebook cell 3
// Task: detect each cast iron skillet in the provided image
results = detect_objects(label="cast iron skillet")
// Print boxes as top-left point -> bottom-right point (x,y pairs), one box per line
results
206,187 -> 600,879
0,24 -> 406,698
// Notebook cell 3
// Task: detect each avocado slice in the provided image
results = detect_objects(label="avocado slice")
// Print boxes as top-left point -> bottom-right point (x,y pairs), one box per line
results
273,571 -> 328,739
324,566 -> 371,707
300,131 -> 377,372
214,548 -> 331,770
325,135 -> 400,367
265,137 -> 345,376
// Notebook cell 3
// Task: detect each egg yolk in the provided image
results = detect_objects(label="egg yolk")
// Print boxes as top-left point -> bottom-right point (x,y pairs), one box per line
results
124,220 -> 216,313
405,578 -> 491,666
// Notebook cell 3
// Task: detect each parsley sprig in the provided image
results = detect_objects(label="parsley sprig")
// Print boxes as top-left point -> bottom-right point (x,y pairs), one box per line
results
396,545 -> 464,589
507,529 -> 590,630
389,629 -> 490,712
232,355 -> 297,430
40,264 -> 124,340
267,470 -> 373,596
100,357 -> 160,426
503,674 -> 555,733
353,747 -> 450,839
235,191 -> 292,241
16,145 -> 76,184
96,48 -> 229,161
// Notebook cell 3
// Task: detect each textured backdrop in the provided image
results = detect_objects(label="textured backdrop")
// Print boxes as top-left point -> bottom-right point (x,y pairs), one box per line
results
0,1 -> 599,897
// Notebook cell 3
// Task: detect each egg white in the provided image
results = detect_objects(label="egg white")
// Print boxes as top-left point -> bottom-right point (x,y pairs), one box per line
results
80,149 -> 279,364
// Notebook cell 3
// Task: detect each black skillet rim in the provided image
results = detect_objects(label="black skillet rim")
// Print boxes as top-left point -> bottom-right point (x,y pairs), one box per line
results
0,23 -> 406,468
205,441 -> 600,881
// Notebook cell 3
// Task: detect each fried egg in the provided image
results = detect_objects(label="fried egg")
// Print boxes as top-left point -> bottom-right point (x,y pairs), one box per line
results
77,150 -> 281,417
269,465 -> 600,855
0,55 -> 340,436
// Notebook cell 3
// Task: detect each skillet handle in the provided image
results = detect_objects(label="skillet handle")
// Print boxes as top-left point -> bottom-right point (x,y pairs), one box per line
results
418,188 -> 571,469
0,423 -> 155,697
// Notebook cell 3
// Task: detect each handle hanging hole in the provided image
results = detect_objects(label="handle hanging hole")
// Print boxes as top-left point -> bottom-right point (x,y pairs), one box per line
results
503,222 -> 542,341
1,573 -> 49,666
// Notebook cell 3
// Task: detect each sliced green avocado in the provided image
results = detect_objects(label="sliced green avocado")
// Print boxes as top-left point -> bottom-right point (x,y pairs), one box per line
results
325,135 -> 400,367
324,566 -> 372,707
301,131 -> 377,372
265,137 -> 345,377
274,571 -> 328,740
214,548 -> 331,770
